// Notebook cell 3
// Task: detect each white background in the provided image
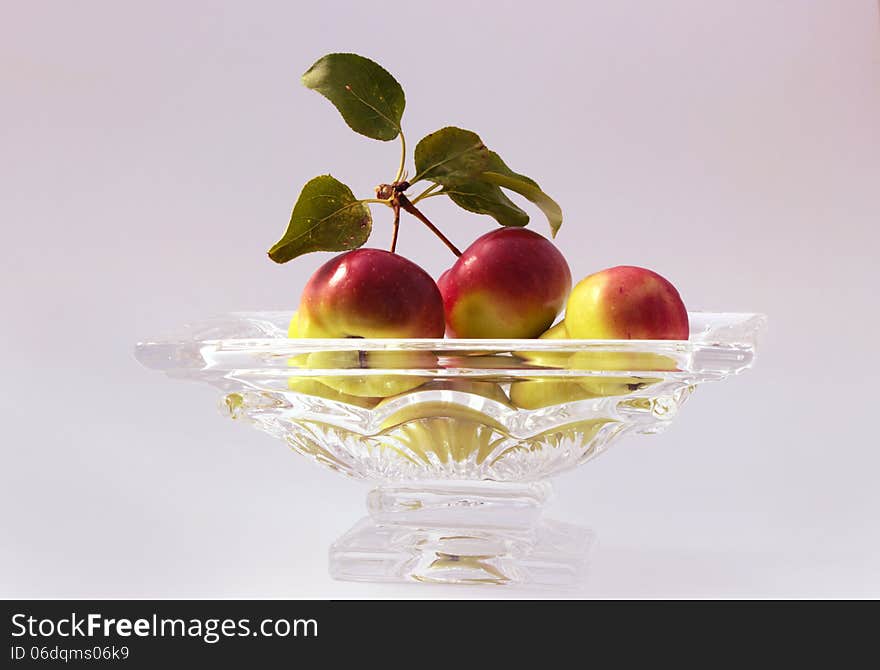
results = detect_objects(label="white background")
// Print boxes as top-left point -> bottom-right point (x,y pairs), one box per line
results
2,0 -> 879,597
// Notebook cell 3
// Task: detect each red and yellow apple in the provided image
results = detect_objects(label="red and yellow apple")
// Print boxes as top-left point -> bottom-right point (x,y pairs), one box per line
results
295,248 -> 445,338
438,228 -> 571,338
565,265 -> 688,340
288,249 -> 444,397
510,262 -> 688,410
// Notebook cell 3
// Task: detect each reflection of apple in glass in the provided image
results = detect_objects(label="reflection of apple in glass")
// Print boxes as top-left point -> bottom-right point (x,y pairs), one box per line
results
514,318 -> 570,367
510,378 -> 600,409
510,321 -> 667,408
286,377 -> 380,408
376,379 -> 511,430
511,320 -> 583,409
294,349 -> 437,398
511,321 -> 648,407
288,248 -> 444,397
438,228 -> 571,338
376,380 -> 513,464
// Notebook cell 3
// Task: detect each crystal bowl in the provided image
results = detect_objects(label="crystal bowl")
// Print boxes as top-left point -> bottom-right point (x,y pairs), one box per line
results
135,311 -> 764,586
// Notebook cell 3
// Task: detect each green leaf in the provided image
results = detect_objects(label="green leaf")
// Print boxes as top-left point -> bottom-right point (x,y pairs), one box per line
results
268,175 -> 371,264
483,171 -> 562,237
413,127 -> 562,236
412,128 -> 491,183
443,182 -> 529,228
302,53 -> 405,141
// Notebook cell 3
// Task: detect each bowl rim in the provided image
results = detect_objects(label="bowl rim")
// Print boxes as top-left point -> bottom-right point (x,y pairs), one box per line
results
135,311 -> 766,377
138,311 -> 767,348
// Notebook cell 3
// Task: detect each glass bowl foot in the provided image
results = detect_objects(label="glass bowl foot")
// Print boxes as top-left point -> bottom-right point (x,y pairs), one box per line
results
329,482 -> 594,587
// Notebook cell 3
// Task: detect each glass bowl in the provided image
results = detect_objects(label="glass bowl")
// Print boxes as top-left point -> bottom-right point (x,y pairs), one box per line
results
135,311 -> 765,586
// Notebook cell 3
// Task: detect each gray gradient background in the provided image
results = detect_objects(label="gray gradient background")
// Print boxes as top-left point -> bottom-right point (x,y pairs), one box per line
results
2,1 -> 878,598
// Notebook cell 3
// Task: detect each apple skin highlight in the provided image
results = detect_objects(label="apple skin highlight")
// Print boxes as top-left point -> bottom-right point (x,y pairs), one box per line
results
565,265 -> 689,340
438,228 -> 572,339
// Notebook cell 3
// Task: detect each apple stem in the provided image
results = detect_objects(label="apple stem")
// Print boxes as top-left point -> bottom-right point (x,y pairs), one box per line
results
398,194 -> 462,257
389,202 -> 401,253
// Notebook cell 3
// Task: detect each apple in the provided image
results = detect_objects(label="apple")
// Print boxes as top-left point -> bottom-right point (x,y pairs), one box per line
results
562,265 -> 687,396
535,320 -> 568,340
438,228 -> 571,338
289,249 -> 444,397
514,319 -> 570,367
565,265 -> 688,340
295,248 -> 445,338
511,320 -> 583,408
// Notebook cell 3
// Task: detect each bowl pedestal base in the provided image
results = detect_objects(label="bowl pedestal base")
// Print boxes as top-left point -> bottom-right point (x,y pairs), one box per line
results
329,481 -> 594,586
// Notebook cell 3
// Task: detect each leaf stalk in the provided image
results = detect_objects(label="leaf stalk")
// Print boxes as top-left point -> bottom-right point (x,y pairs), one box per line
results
393,130 -> 407,184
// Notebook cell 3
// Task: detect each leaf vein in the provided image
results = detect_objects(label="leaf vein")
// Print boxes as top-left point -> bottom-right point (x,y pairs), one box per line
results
283,201 -> 365,245
345,86 -> 399,133
413,141 -> 486,182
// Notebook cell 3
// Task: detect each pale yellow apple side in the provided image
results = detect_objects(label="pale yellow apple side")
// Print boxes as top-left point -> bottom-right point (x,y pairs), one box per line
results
565,277 -> 618,339
449,290 -> 556,339
511,321 -> 600,409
